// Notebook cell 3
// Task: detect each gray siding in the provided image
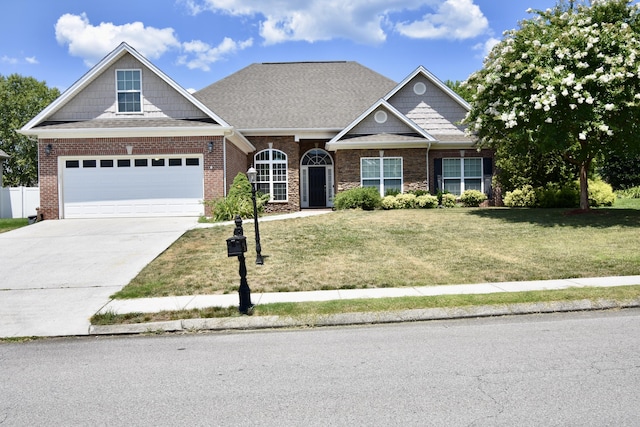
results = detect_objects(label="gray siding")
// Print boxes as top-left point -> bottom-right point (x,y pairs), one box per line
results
388,76 -> 467,136
51,54 -> 205,121
350,108 -> 415,135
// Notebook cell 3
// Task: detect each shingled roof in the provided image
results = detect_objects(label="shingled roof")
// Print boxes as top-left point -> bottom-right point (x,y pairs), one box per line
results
193,61 -> 397,131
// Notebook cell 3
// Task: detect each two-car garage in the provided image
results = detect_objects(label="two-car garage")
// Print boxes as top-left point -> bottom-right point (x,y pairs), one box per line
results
60,155 -> 204,219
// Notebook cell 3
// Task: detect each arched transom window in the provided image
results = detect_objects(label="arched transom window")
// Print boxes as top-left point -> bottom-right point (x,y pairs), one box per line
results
255,148 -> 288,202
301,149 -> 332,166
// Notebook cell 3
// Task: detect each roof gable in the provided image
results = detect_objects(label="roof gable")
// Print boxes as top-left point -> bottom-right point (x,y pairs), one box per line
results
22,42 -> 231,131
326,99 -> 435,150
385,66 -> 470,137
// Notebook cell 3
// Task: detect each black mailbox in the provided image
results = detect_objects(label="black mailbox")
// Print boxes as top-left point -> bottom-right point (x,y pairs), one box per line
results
226,234 -> 247,257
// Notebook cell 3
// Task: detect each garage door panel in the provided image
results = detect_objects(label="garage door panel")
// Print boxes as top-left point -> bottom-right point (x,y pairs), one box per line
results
62,156 -> 204,218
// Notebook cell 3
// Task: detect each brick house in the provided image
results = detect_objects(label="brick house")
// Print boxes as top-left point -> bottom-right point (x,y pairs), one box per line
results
20,42 -> 493,219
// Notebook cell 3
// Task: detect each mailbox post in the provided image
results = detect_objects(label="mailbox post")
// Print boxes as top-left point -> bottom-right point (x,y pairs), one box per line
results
226,215 -> 253,314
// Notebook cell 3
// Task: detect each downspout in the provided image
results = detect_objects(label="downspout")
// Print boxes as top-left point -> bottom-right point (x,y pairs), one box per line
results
426,142 -> 432,192
222,136 -> 227,197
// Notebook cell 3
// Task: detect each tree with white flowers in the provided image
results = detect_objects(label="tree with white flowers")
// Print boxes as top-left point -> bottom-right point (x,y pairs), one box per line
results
464,0 -> 640,210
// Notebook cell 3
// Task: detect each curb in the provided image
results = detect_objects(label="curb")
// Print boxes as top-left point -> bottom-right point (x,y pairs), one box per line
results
88,298 -> 640,335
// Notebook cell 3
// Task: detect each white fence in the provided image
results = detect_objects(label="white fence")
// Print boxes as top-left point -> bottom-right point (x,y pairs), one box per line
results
0,187 -> 40,219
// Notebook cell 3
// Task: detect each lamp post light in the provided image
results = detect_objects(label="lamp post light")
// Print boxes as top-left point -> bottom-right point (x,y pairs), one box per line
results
246,166 -> 264,265
226,215 -> 253,314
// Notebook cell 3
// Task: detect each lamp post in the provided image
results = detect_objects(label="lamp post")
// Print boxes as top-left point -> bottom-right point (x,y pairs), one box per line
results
246,167 -> 264,265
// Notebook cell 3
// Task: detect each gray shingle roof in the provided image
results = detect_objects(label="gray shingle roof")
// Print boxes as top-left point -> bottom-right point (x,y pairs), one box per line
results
194,62 -> 397,130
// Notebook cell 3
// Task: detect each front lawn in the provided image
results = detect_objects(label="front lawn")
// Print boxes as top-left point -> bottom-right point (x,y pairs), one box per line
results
114,206 -> 640,299
0,218 -> 29,234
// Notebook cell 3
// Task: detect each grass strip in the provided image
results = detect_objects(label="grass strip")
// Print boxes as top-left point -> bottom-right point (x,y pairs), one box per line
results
92,285 -> 640,325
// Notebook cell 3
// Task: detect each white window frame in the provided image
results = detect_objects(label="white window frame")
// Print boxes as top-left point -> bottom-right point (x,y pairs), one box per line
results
116,69 -> 143,114
254,148 -> 288,202
442,157 -> 483,195
360,157 -> 403,197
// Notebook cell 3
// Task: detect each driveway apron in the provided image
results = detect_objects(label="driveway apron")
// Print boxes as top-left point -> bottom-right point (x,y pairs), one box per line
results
0,217 -> 197,338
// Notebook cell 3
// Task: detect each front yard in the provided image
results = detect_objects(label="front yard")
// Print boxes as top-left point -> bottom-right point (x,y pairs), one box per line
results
114,205 -> 640,299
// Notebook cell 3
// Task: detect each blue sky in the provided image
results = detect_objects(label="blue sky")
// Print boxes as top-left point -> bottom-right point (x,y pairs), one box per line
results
2,0 -> 561,93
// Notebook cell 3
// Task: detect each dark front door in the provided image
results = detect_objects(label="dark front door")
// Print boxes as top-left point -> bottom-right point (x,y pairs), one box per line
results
309,167 -> 326,207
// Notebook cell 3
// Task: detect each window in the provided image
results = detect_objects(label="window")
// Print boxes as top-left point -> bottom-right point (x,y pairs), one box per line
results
254,148 -> 288,201
100,160 -> 114,168
442,158 -> 483,195
185,158 -> 200,166
116,69 -> 142,113
361,157 -> 402,197
169,158 -> 182,167
135,159 -> 148,167
152,158 -> 165,167
83,160 -> 96,168
66,160 -> 79,168
117,159 -> 131,167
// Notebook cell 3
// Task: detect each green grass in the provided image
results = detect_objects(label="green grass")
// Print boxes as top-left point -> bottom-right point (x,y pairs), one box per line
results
0,218 -> 29,234
114,205 -> 640,299
92,285 -> 640,325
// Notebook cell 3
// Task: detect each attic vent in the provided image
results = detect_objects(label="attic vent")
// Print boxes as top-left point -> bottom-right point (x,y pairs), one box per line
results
374,110 -> 388,124
414,82 -> 427,95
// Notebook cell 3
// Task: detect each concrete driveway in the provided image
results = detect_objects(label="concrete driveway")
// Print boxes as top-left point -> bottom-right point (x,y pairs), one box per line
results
0,217 -> 197,338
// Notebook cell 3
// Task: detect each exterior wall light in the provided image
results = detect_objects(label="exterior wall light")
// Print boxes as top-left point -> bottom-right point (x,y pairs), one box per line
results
45,144 -> 53,156
208,141 -> 214,152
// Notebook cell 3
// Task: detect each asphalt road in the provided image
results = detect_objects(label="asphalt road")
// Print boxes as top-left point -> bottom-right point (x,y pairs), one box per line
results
2,309 -> 639,426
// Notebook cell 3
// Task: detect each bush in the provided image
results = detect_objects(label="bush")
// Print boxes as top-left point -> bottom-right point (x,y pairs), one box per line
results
441,193 -> 457,208
204,173 -> 268,221
535,183 -> 578,208
616,186 -> 640,199
416,194 -> 439,208
395,193 -> 418,209
588,179 -> 615,207
334,187 -> 382,210
381,195 -> 399,210
460,190 -> 487,207
503,185 -> 536,207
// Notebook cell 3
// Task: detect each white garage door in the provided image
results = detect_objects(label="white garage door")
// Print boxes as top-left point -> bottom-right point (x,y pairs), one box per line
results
61,156 -> 204,218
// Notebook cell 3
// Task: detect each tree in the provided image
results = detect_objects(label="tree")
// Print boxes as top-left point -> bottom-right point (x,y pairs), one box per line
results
464,0 -> 640,210
0,74 -> 60,186
444,79 -> 474,103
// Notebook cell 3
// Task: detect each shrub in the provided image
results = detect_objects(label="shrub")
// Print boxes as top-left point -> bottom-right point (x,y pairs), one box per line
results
381,195 -> 399,210
616,186 -> 640,199
385,188 -> 401,197
416,194 -> 439,209
334,187 -> 382,210
441,193 -> 457,208
395,193 -> 418,209
504,185 -> 536,207
588,179 -> 616,207
535,183 -> 578,208
408,189 -> 430,197
460,190 -> 487,207
204,173 -> 269,221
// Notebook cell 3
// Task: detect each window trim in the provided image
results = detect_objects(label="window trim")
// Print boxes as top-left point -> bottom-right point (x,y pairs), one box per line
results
115,69 -> 143,114
360,156 -> 403,197
254,148 -> 288,203
442,157 -> 483,195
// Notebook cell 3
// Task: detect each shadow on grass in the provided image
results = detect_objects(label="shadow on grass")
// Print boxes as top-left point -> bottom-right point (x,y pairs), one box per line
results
467,208 -> 640,228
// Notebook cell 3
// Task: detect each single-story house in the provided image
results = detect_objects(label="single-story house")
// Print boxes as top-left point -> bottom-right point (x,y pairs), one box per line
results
20,42 -> 493,219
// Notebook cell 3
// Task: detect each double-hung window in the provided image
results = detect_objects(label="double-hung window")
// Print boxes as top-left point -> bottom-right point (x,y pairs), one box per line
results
361,157 -> 403,197
255,148 -> 288,202
442,158 -> 482,195
116,69 -> 142,113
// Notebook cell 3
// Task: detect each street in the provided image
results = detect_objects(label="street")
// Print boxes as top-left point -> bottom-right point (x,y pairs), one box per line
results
2,309 -> 639,426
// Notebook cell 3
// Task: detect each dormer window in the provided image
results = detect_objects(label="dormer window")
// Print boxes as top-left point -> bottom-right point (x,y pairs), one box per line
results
116,69 -> 142,113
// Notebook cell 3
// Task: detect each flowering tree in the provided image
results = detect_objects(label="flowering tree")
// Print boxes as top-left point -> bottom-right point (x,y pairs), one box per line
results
464,0 -> 640,210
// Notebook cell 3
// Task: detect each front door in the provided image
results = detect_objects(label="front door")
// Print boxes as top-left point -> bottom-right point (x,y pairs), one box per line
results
308,167 -> 326,207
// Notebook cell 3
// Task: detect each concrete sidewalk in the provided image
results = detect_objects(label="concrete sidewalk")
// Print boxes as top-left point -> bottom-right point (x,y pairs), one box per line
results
93,275 -> 640,335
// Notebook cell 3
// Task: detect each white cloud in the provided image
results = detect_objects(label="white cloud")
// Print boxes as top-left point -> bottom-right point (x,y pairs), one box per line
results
395,0 -> 489,40
55,13 -> 181,66
25,56 -> 39,65
473,37 -> 500,58
187,0 -> 490,45
178,37 -> 253,71
1,56 -> 19,65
